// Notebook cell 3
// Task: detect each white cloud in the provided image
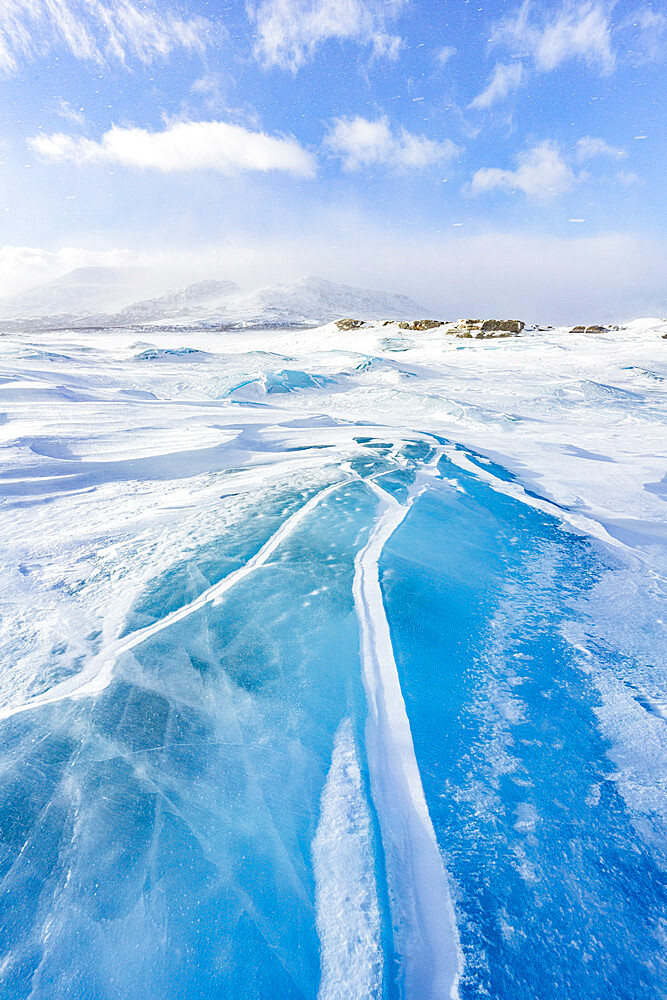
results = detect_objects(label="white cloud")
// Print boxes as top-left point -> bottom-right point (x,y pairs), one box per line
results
324,115 -> 459,171
617,170 -> 640,185
29,120 -> 316,176
575,135 -> 625,161
470,140 -> 575,200
249,0 -> 406,70
469,62 -> 524,109
613,9 -> 666,64
631,9 -> 667,60
493,1 -> 615,73
436,45 -> 456,66
0,0 -> 209,75
55,99 -> 86,126
191,74 -> 225,98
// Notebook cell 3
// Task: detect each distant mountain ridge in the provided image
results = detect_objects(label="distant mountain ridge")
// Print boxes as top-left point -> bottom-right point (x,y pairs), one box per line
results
1,266 -> 170,320
111,279 -> 241,325
0,270 -> 426,328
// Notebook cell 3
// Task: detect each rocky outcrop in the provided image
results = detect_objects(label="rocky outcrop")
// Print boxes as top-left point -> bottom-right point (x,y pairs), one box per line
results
333,316 -> 528,339
481,319 -> 525,334
454,318 -> 526,339
569,325 -> 610,334
335,318 -> 365,330
398,319 -> 444,331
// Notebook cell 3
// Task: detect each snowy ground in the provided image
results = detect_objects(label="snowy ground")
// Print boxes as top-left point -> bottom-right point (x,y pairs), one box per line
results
0,319 -> 665,999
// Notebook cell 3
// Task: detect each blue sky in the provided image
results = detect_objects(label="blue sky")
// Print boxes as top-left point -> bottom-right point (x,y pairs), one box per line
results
0,0 -> 665,318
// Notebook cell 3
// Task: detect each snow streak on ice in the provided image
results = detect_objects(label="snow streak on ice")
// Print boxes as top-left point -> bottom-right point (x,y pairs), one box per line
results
312,717 -> 383,1000
354,470 -> 462,1000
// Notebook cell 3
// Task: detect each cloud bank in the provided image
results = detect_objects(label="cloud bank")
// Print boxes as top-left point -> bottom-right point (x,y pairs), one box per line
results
30,120 -> 316,176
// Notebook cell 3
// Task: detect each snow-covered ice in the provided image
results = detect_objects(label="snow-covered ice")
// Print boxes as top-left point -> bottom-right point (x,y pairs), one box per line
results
0,312 -> 665,999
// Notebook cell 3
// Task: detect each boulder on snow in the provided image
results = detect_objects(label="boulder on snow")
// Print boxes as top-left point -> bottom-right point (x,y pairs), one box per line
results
481,319 -> 525,334
336,317 -> 365,330
454,317 -> 526,340
398,319 -> 444,331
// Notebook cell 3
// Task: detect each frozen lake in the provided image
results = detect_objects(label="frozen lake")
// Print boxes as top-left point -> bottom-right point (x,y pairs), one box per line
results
0,321 -> 665,999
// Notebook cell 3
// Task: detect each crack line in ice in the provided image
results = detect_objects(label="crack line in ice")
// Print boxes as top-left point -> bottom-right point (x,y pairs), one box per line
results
443,444 -> 644,564
0,477 -> 350,722
354,453 -> 462,1000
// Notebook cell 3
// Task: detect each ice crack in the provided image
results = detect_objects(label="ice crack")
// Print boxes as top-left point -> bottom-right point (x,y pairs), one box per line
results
354,459 -> 462,999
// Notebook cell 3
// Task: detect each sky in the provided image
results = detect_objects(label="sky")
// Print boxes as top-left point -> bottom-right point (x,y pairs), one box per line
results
0,0 -> 665,320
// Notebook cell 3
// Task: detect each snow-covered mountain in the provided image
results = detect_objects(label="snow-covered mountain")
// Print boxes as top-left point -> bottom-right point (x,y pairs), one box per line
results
0,273 -> 426,328
110,279 -> 241,325
0,266 -> 170,321
105,275 -> 426,327
203,276 -> 425,328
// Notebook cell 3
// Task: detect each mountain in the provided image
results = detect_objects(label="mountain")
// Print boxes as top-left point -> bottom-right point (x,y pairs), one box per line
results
0,266 -> 170,321
112,276 -> 425,328
0,272 -> 426,328
110,279 -> 241,325
214,276 -> 424,327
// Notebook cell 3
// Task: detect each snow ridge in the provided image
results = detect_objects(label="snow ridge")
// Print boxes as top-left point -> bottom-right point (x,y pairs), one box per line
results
313,717 -> 384,1000
354,467 -> 462,1000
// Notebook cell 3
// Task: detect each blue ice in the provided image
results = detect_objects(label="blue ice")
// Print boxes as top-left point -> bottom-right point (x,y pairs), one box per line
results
0,440 -> 664,999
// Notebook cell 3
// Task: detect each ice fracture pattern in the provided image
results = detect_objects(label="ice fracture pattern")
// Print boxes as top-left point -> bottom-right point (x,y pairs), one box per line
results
0,322 -> 665,999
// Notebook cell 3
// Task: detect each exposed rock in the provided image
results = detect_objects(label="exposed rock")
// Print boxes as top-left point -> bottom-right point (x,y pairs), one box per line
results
347,316 -> 534,340
375,317 -> 526,338
570,326 -> 586,333
455,317 -> 525,340
335,317 -> 365,330
585,325 -> 606,334
481,319 -> 525,334
398,319 -> 444,331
